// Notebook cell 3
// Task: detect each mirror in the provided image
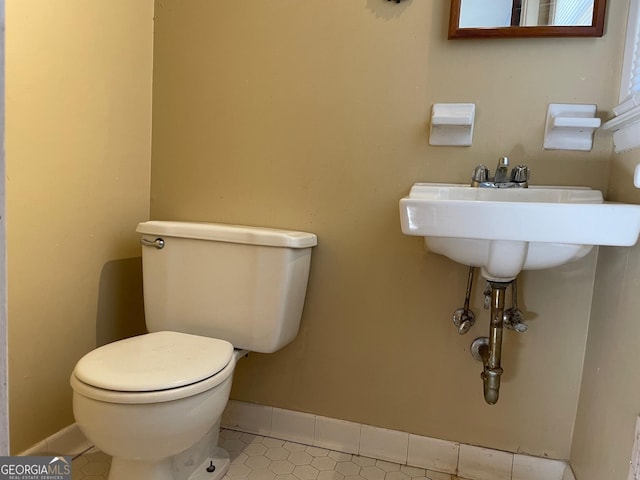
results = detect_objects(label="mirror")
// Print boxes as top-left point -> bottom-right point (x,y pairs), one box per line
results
449,0 -> 606,38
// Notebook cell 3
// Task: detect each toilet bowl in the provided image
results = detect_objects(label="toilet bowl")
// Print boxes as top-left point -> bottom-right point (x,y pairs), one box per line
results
70,222 -> 317,480
71,332 -> 238,480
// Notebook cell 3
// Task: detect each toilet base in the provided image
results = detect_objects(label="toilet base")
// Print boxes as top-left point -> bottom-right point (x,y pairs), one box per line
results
187,448 -> 230,480
107,447 -> 230,480
108,457 -> 174,480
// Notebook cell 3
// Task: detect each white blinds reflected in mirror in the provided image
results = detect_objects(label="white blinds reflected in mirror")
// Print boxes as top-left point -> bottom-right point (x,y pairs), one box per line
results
459,0 -> 595,28
554,0 -> 595,25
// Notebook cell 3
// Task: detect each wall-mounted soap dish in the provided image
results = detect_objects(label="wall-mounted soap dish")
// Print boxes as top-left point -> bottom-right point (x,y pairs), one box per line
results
429,103 -> 475,147
543,103 -> 601,151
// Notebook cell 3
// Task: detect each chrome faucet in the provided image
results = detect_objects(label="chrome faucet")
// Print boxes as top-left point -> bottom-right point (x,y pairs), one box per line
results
471,157 -> 530,188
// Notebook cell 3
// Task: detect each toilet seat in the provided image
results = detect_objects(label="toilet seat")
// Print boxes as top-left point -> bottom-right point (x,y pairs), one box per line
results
71,331 -> 235,404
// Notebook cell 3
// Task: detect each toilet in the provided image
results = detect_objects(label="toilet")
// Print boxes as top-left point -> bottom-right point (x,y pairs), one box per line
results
70,221 -> 317,480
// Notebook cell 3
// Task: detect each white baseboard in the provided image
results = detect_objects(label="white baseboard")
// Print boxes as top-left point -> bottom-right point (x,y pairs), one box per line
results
18,423 -> 92,457
18,402 -> 579,480
563,464 -> 577,480
222,400 -> 570,480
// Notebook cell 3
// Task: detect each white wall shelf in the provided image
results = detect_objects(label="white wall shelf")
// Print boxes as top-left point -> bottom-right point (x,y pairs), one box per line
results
429,103 -> 475,147
544,103 -> 601,151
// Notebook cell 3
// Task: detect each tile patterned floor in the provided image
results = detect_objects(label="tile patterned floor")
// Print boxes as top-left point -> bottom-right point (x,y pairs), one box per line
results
71,429 -> 466,480
71,448 -> 111,480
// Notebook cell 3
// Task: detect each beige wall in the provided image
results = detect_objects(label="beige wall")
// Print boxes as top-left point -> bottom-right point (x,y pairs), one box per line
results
6,1 -> 153,453
151,1 -> 627,458
566,4 -> 640,479
570,158 -> 640,475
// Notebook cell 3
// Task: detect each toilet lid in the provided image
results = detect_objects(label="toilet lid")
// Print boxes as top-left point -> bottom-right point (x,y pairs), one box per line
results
73,331 -> 234,392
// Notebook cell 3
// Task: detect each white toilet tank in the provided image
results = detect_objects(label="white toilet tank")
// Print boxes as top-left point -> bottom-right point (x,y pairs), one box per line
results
136,221 -> 317,353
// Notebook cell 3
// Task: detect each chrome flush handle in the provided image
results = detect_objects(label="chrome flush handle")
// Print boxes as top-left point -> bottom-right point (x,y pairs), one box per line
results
141,237 -> 165,249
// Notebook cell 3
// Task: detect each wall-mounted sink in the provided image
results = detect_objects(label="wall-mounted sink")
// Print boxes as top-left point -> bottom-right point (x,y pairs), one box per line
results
399,183 -> 640,281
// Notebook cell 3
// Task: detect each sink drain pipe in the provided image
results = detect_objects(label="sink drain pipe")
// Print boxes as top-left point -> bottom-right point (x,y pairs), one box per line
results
471,281 -> 510,405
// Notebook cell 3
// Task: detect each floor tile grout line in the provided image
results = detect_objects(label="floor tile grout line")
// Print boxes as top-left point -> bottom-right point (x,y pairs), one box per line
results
72,445 -> 95,460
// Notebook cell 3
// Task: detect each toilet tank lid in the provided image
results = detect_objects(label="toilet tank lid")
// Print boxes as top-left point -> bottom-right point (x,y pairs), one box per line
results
137,221 -> 317,248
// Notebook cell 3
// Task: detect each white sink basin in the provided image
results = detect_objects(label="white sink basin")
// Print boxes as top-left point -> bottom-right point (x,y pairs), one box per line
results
399,183 -> 640,281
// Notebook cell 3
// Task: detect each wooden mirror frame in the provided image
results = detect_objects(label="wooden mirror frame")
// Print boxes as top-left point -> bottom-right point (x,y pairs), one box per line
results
448,0 -> 607,39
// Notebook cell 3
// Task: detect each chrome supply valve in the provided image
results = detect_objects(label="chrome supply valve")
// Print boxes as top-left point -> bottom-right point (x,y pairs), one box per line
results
503,277 -> 528,332
504,309 -> 527,332
452,266 -> 477,335
453,309 -> 475,335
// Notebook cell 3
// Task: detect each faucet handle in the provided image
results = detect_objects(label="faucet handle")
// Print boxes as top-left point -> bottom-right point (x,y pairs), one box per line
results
471,165 -> 489,185
510,165 -> 530,183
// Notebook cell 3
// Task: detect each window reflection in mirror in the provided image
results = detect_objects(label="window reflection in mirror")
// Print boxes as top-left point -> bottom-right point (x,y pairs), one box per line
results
459,0 -> 595,28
